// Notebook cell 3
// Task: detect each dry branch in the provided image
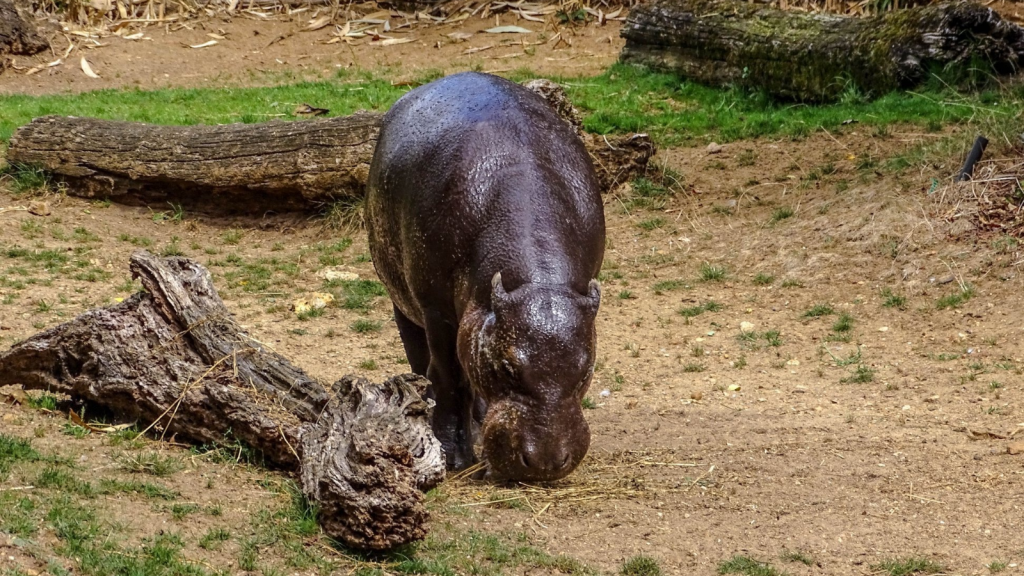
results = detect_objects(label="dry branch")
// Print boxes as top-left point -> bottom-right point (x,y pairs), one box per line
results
0,250 -> 445,551
6,81 -> 654,211
620,0 -> 1024,101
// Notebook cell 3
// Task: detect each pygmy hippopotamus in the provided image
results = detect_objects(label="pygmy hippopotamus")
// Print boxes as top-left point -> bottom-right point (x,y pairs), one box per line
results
365,72 -> 605,481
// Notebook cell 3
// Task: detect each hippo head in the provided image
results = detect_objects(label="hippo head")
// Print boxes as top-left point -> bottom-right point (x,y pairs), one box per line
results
460,272 -> 601,482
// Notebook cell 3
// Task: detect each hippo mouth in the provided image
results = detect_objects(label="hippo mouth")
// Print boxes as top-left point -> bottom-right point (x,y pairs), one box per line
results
478,399 -> 589,482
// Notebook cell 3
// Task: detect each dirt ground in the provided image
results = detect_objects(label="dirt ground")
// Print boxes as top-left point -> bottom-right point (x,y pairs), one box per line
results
2,8 -> 1024,576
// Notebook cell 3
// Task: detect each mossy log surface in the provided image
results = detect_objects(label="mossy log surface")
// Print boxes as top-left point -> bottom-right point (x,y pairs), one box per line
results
0,251 -> 445,550
1,0 -> 48,66
7,81 -> 654,212
620,0 -> 1024,101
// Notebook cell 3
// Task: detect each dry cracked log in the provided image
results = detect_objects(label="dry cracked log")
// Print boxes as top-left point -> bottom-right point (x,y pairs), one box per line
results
620,0 -> 1024,101
0,250 -> 445,551
7,81 -> 655,212
1,0 -> 48,68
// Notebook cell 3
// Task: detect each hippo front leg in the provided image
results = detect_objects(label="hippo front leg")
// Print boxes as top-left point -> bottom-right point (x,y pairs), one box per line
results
424,319 -> 478,470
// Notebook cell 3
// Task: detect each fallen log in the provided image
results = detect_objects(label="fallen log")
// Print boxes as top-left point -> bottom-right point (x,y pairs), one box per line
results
1,0 -> 48,69
620,0 -> 1024,101
0,250 -> 445,551
6,81 -> 655,212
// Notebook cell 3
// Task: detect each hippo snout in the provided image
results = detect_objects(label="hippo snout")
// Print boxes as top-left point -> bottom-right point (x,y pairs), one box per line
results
481,400 -> 590,482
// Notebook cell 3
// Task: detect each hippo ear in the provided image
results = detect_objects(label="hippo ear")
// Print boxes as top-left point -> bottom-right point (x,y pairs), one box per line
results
491,272 -> 510,309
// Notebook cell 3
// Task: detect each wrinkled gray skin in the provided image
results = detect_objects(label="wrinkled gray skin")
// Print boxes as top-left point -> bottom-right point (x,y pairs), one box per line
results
365,72 -> 605,482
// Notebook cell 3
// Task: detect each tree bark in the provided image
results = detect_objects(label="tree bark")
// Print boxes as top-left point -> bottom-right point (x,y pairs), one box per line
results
1,0 -> 48,69
6,81 -> 654,212
0,251 -> 445,551
620,0 -> 1024,101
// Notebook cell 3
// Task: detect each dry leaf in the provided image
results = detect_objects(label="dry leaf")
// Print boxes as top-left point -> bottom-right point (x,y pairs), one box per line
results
294,103 -> 329,116
463,44 -> 494,54
47,59 -> 62,67
483,25 -> 533,33
189,40 -> 218,48
207,33 -> 226,39
80,56 -> 100,78
378,37 -> 414,46
307,15 -> 331,30
123,32 -> 144,40
447,31 -> 473,41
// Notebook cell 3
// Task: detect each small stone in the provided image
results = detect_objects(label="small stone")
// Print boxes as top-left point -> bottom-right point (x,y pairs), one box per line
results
727,384 -> 741,392
1008,442 -> 1024,455
785,359 -> 800,366
706,142 -> 723,154
878,326 -> 889,332
599,389 -> 611,398
739,321 -> 756,334
691,391 -> 703,401
316,267 -> 359,282
28,201 -> 50,216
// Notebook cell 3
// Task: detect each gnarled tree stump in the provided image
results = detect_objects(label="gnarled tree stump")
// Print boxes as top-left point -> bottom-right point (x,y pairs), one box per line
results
7,80 -> 654,212
0,251 -> 445,551
620,0 -> 1024,101
1,0 -> 48,69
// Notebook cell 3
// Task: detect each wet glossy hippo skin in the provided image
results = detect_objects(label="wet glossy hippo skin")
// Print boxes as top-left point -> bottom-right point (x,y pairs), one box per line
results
365,72 -> 605,481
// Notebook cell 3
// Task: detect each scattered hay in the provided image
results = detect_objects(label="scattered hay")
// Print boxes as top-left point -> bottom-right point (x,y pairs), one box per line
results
931,160 -> 1024,240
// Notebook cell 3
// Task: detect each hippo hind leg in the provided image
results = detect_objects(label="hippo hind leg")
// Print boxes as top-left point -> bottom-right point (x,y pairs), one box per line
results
393,305 -> 430,377
423,315 -> 477,471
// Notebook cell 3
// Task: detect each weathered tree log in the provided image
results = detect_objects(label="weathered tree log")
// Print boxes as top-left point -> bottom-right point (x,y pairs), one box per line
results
6,81 -> 654,212
0,250 -> 445,551
1,0 -> 48,70
620,0 -> 1024,101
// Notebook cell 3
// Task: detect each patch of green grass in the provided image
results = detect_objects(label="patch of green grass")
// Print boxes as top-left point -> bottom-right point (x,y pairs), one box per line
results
359,359 -> 379,370
679,301 -> 722,318
803,303 -> 835,318
625,177 -> 675,211
320,198 -> 365,232
351,319 -> 382,333
870,557 -> 943,576
753,273 -> 774,286
936,285 -> 975,310
621,555 -> 661,576
169,503 -> 201,521
652,279 -> 687,293
841,364 -> 876,384
325,279 -> 387,310
0,434 -> 41,479
0,492 -> 39,537
198,527 -> 231,550
35,466 -> 94,496
116,451 -> 182,477
780,551 -> 814,566
764,330 -> 782,347
682,363 -> 705,373
618,289 -> 635,300
780,278 -> 803,288
988,560 -> 1008,573
832,313 -> 854,333
221,228 -> 244,245
62,422 -> 91,438
637,217 -> 666,231
297,306 -> 325,321
769,206 -> 794,224
24,392 -> 58,411
2,164 -> 51,194
718,555 -> 785,576
581,397 -> 597,409
2,63 -> 1022,148
699,262 -> 727,282
881,287 -> 907,309
97,478 -> 178,500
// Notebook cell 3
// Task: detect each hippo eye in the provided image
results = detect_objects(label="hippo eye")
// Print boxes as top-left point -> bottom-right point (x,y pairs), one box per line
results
500,360 -> 517,379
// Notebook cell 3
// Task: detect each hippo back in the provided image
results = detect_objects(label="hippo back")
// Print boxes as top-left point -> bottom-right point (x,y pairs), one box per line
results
366,72 -> 604,325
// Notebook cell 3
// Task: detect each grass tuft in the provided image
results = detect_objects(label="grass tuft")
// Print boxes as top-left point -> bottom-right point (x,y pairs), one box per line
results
699,262 -> 727,282
621,555 -> 661,576
936,285 -> 975,310
718,555 -> 785,576
803,303 -> 835,318
871,557 -> 943,576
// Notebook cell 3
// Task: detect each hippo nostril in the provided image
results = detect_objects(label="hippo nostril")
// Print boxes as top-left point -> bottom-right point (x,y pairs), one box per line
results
519,452 -> 530,469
